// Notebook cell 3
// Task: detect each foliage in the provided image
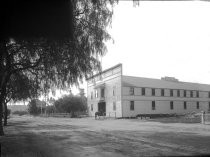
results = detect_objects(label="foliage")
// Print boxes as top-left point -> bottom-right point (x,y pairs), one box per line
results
28,99 -> 46,115
3,109 -> 11,118
12,110 -> 28,116
54,95 -> 87,117
45,105 -> 56,114
0,0 -> 116,135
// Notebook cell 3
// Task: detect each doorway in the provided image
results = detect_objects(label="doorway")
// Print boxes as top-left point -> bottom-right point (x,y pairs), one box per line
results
98,102 -> 106,114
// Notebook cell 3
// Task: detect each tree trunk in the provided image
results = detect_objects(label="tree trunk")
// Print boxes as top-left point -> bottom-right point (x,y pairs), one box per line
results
0,82 -> 8,135
4,102 -> 7,126
0,99 -> 4,135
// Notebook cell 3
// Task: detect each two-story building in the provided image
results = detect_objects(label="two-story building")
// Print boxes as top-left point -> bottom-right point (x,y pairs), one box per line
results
87,64 -> 210,118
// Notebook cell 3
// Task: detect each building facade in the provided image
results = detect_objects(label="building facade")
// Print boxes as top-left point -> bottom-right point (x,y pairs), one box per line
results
87,64 -> 210,118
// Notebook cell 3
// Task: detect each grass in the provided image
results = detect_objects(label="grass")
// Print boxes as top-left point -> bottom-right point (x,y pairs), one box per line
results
1,115 -> 210,157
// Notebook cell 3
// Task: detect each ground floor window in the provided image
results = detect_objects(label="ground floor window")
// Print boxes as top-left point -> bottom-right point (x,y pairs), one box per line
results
184,101 -> 187,109
209,102 -> 210,110
197,102 -> 199,109
113,102 -> 116,111
152,101 -> 155,110
130,101 -> 134,110
170,101 -> 173,110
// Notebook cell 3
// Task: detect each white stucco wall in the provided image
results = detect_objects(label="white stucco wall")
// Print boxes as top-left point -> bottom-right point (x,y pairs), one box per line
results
87,64 -> 122,118
122,85 -> 210,117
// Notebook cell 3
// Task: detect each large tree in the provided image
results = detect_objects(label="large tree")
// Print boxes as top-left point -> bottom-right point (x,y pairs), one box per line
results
0,0 -> 116,135
54,95 -> 87,117
3,72 -> 39,126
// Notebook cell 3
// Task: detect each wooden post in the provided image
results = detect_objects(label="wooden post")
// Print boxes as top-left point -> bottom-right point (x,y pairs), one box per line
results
201,111 -> 205,124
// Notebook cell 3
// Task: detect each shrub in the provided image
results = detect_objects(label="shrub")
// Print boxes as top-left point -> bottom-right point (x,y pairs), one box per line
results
12,110 -> 28,116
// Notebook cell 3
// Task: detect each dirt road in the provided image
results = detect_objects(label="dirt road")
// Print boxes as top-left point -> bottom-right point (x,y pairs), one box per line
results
1,116 -> 210,157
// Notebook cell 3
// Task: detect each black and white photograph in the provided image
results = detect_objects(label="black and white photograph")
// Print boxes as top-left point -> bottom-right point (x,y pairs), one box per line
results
1,0 -> 210,156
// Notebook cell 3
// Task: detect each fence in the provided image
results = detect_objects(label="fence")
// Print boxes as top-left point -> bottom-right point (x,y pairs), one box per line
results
201,113 -> 210,124
95,112 -> 117,120
42,112 -> 88,118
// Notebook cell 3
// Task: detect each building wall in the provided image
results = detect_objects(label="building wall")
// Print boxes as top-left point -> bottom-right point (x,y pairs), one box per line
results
87,64 -> 122,117
87,65 -> 210,118
122,86 -> 210,117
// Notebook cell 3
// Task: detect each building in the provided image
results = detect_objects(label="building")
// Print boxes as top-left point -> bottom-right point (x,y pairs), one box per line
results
87,64 -> 210,118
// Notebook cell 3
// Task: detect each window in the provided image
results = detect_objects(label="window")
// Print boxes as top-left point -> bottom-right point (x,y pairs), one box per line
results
91,104 -> 93,111
170,101 -> 174,110
170,89 -> 173,97
101,88 -> 105,98
142,88 -> 145,96
196,91 -> 199,98
129,87 -> 134,95
177,90 -> 180,97
113,86 -> 116,96
152,88 -> 155,96
152,101 -> 155,110
197,102 -> 199,109
91,92 -> 93,99
130,101 -> 134,110
113,102 -> 116,111
95,90 -> 98,98
184,101 -> 187,109
161,89 -> 164,96
190,91 -> 193,97
209,92 -> 210,98
184,90 -> 187,97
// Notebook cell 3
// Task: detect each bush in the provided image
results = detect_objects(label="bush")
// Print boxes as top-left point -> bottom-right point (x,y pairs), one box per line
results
12,110 -> 28,116
54,95 -> 87,117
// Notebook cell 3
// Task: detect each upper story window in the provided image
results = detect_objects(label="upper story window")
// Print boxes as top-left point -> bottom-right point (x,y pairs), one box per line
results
152,101 -> 156,110
170,89 -> 173,97
184,90 -> 187,97
130,101 -> 134,110
142,88 -> 145,96
91,92 -> 93,99
129,87 -> 134,95
95,90 -> 98,98
196,91 -> 199,98
184,101 -> 187,109
177,90 -> 180,97
152,88 -> 155,96
113,102 -> 116,111
161,89 -> 164,96
113,86 -> 116,96
101,88 -> 105,98
190,91 -> 193,97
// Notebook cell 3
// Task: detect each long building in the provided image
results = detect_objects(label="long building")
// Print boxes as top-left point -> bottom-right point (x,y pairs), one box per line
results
87,64 -> 210,118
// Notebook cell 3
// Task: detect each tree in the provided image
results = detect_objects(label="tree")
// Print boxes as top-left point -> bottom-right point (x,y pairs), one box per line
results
46,105 -> 56,115
0,0 -> 116,135
54,95 -> 87,117
28,99 -> 46,115
3,72 -> 40,126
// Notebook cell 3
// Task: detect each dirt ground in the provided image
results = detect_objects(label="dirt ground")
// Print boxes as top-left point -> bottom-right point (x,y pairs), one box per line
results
1,115 -> 210,157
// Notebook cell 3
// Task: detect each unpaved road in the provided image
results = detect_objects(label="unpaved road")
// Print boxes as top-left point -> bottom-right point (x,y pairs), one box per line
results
1,115 -> 210,157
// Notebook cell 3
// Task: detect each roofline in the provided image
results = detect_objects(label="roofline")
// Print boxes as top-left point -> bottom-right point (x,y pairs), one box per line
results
86,63 -> 122,80
123,75 -> 210,86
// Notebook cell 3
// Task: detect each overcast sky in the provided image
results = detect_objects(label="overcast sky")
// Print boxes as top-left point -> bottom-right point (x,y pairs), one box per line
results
68,1 -> 210,96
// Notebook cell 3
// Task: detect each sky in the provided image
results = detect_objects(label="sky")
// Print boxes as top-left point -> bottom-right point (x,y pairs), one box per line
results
12,1 -> 210,104
51,1 -> 210,98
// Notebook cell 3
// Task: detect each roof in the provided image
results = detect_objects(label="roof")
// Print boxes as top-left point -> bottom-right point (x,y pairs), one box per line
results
86,63 -> 122,80
122,75 -> 210,91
